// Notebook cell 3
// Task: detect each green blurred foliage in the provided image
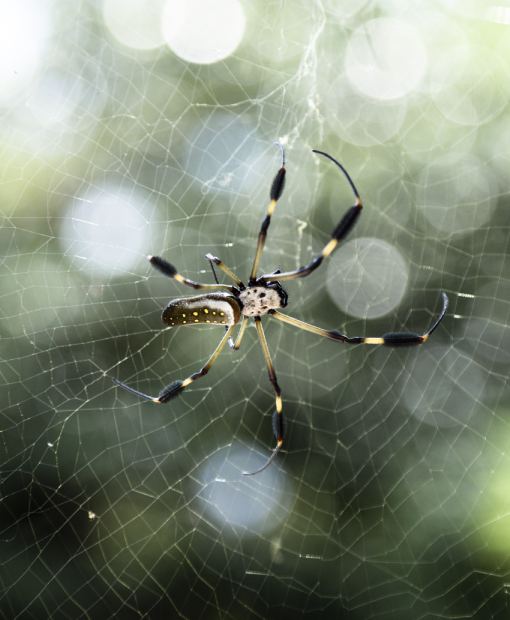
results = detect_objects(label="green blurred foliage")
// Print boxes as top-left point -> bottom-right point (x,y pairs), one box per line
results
1,1 -> 510,618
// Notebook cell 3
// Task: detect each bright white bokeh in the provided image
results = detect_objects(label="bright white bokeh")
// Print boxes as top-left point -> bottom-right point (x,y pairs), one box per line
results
440,0 -> 492,19
326,237 -> 409,319
26,63 -> 107,133
415,153 -> 496,237
103,0 -> 166,51
486,5 -> 510,24
345,18 -> 427,100
402,345 -> 488,428
162,0 -> 245,64
60,184 -> 153,277
0,0 -> 52,104
198,444 -> 290,534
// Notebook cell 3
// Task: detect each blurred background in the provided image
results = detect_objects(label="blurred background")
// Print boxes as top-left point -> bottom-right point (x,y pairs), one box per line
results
1,0 -> 510,618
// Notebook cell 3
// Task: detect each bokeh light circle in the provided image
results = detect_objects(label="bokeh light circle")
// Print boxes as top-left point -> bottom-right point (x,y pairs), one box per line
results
345,17 -> 427,100
0,0 -> 52,104
326,237 -> 409,319
324,77 -> 407,147
59,184 -> 153,277
103,0 -> 166,51
162,0 -> 245,64
198,444 -> 290,534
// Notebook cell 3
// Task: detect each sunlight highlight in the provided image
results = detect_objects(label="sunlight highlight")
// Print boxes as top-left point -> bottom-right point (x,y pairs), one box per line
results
60,185 -> 152,277
345,17 -> 427,100
0,0 -> 51,103
161,0 -> 246,64
103,0 -> 166,51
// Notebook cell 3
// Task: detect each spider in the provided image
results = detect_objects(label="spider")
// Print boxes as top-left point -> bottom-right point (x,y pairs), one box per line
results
114,145 -> 448,475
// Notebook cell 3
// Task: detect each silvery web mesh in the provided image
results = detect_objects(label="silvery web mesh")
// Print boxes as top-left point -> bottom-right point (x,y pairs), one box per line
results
1,1 -> 510,618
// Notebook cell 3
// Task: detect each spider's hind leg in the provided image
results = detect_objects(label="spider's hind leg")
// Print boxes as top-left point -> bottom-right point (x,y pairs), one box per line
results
260,149 -> 362,283
242,317 -> 284,476
113,325 -> 235,404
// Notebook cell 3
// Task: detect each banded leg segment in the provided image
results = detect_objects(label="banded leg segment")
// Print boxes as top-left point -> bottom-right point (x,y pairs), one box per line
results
113,326 -> 235,404
205,253 -> 244,288
149,255 -> 235,292
243,317 -> 284,476
269,292 -> 448,347
260,149 -> 362,283
249,144 -> 286,281
230,316 -> 249,350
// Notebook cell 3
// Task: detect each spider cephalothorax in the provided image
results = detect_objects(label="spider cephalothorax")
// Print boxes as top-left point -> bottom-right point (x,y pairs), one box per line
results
238,280 -> 288,317
114,144 -> 448,475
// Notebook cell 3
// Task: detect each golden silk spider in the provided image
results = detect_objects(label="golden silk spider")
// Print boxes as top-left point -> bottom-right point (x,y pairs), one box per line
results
113,145 -> 448,475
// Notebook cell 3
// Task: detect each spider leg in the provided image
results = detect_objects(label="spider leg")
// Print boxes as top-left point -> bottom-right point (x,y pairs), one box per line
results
205,253 -> 244,288
249,142 -> 286,281
269,292 -> 448,346
148,255 -> 235,292
229,316 -> 249,350
260,149 -> 362,283
243,317 -> 284,476
113,325 -> 235,403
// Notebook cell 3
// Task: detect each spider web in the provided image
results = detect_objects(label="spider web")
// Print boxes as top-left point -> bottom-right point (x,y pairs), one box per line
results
1,1 -> 510,618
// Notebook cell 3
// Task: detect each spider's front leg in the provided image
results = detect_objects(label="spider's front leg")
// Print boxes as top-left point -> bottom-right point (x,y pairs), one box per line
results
260,149 -> 362,283
249,142 -> 286,281
113,325 -> 235,403
242,317 -> 284,476
149,255 -> 235,292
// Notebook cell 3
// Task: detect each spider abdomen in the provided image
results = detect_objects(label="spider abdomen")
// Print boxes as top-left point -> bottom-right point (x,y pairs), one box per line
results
162,292 -> 241,327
